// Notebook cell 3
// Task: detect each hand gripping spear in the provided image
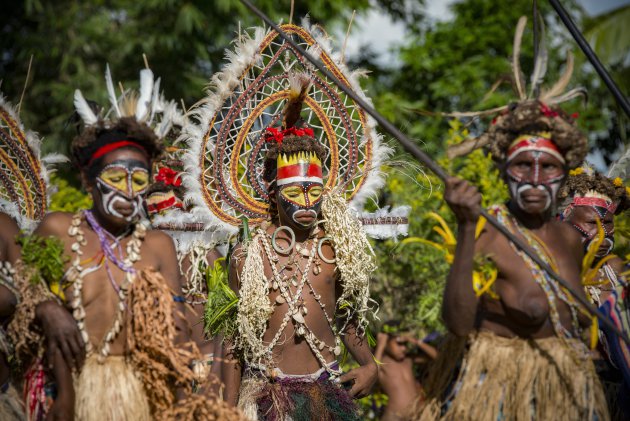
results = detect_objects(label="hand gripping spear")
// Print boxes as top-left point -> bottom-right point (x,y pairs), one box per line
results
239,0 -> 630,347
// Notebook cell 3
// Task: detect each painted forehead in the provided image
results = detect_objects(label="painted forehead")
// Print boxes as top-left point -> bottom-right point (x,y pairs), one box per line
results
276,151 -> 323,187
506,134 -> 565,165
97,159 -> 150,173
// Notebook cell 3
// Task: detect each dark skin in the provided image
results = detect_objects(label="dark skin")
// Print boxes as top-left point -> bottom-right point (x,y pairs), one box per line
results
374,332 -> 436,421
565,206 -> 622,300
222,183 -> 378,406
443,151 -> 591,339
180,248 -> 224,389
0,212 -> 20,387
35,148 -> 187,420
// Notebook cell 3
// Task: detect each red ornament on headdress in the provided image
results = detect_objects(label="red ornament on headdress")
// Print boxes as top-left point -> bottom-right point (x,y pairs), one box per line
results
155,167 -> 182,187
264,126 -> 315,144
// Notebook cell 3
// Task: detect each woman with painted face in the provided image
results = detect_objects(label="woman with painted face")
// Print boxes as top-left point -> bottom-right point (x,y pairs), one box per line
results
559,167 -> 630,420
414,100 -> 609,420
9,88 -> 240,419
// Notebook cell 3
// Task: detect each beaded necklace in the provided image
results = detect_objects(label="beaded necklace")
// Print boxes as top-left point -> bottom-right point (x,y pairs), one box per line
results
65,211 -> 145,361
256,225 -> 342,377
492,205 -> 589,359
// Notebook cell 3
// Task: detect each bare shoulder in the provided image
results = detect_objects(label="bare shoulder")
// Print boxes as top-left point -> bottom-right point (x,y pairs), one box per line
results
553,219 -> 582,246
144,228 -> 176,247
607,255 -> 627,274
0,213 -> 19,234
475,217 -> 500,255
35,211 -> 74,237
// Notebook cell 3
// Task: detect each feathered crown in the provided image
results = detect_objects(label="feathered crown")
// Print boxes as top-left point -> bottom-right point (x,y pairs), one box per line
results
73,63 -> 185,141
445,16 -> 588,168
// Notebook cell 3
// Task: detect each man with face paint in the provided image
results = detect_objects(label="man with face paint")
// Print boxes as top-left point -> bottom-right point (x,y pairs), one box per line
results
414,101 -> 609,420
559,167 -> 630,419
222,112 -> 378,419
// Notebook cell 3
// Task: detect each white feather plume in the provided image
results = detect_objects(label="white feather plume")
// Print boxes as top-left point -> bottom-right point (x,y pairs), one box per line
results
608,147 -> 630,181
73,89 -> 98,126
135,68 -> 154,121
357,206 -> 411,239
105,64 -> 121,118
529,14 -> 548,98
149,77 -> 162,124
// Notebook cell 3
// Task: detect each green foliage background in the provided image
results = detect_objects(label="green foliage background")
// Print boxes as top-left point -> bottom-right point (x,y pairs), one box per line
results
2,0 -> 628,356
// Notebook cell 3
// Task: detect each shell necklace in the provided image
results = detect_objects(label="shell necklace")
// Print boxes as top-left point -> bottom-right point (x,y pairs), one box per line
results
65,211 -> 145,361
258,225 -> 342,376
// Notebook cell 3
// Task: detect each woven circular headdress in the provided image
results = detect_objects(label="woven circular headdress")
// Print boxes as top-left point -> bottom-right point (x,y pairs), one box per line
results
0,94 -> 62,231
179,19 -> 407,239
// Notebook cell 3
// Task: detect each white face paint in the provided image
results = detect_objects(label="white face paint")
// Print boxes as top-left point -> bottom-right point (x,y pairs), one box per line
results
506,151 -> 565,213
95,161 -> 149,222
95,182 -> 144,222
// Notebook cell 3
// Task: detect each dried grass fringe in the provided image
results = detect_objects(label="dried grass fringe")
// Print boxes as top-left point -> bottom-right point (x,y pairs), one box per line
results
7,261 -> 55,364
237,376 -> 266,421
126,268 -> 242,420
0,384 -> 25,421
412,331 -> 609,421
321,190 -> 376,333
74,354 -> 150,421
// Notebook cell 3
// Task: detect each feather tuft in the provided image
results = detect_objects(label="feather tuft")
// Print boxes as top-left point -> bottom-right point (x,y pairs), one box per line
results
512,16 -> 528,101
105,64 -> 121,118
135,68 -> 154,121
283,73 -> 312,129
530,14 -> 548,98
73,89 -> 98,126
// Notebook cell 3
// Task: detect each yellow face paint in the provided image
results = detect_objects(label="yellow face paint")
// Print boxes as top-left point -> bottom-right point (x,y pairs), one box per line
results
280,185 -> 307,206
307,185 -> 323,204
97,164 -> 149,197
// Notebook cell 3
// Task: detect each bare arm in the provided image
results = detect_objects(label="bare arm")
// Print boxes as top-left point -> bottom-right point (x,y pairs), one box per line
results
442,177 -> 483,337
46,348 -> 75,421
32,213 -> 86,371
152,230 -> 189,345
338,320 -> 378,398
374,332 -> 388,361
222,245 -> 243,406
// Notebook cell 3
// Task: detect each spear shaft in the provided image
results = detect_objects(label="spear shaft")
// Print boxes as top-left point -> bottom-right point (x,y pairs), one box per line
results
239,0 -> 630,346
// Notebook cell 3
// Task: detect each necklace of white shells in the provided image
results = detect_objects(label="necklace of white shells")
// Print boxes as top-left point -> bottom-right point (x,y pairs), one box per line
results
257,223 -> 341,376
65,210 -> 145,362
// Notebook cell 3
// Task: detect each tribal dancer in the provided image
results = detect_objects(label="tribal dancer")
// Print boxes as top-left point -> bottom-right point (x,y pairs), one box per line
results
178,19 -> 408,420
146,117 -> 226,387
0,92 -> 68,420
9,66 -> 240,420
413,17 -> 608,420
559,167 -> 630,418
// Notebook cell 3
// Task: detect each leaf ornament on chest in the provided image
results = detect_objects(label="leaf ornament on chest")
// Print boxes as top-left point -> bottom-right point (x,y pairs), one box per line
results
181,18 -> 392,236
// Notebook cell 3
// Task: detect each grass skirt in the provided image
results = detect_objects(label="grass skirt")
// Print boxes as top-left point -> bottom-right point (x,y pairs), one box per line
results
0,383 -> 25,420
238,367 -> 359,421
413,331 -> 609,421
74,354 -> 150,421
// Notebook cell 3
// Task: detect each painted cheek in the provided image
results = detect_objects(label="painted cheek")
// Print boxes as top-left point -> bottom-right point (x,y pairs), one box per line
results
131,170 -> 149,195
280,191 -> 307,206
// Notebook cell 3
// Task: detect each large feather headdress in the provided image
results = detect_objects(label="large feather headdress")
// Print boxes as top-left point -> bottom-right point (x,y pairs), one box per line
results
446,16 -> 587,161
168,18 -> 408,242
0,94 -> 65,232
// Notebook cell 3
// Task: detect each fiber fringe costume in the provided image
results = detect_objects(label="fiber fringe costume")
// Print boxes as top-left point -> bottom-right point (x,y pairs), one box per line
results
0,93 -> 63,420
8,66 -> 241,421
176,19 -> 407,420
412,16 -> 608,421
559,166 -> 630,419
